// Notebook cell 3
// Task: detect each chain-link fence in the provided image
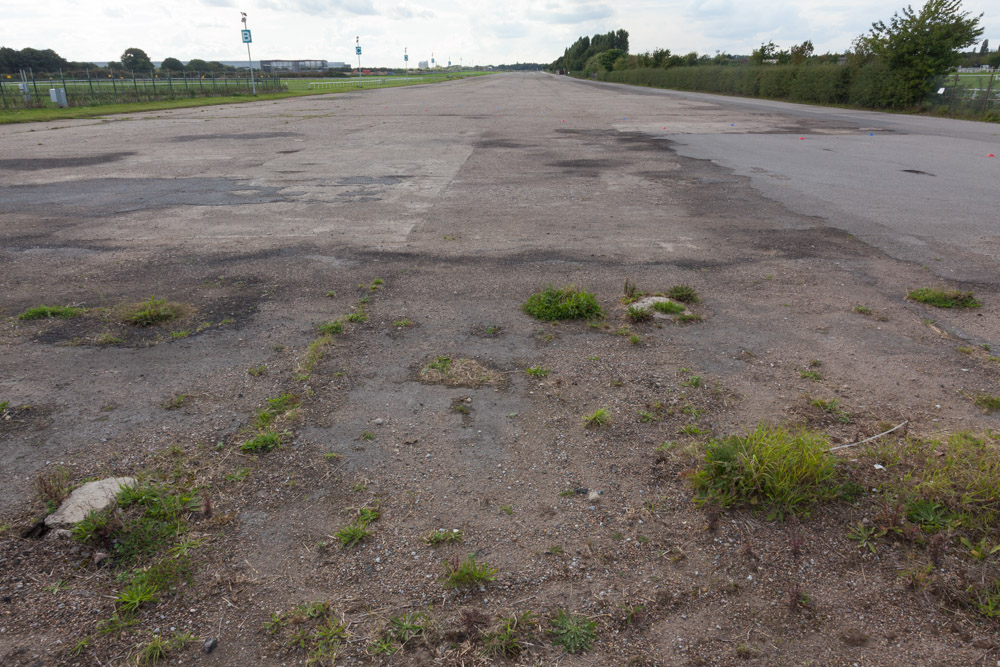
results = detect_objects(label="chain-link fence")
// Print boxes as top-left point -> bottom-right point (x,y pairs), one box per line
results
925,71 -> 999,119
0,68 -> 285,111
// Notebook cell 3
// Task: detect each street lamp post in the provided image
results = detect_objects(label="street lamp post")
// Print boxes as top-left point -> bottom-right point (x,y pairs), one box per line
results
404,47 -> 408,83
356,36 -> 362,88
240,12 -> 257,95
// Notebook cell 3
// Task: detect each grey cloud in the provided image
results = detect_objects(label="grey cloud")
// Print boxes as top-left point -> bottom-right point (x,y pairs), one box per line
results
201,0 -> 236,7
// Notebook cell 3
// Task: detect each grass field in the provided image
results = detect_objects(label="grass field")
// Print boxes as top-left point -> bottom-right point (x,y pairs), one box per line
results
0,71 -> 489,124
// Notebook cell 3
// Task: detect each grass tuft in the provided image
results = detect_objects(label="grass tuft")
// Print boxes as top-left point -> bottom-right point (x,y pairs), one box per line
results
522,285 -> 603,321
19,305 -> 83,320
666,284 -> 700,303
125,297 -> 180,327
907,288 -> 981,309
317,320 -> 344,335
442,554 -> 498,589
583,407 -> 611,428
692,424 -> 839,518
652,300 -> 685,315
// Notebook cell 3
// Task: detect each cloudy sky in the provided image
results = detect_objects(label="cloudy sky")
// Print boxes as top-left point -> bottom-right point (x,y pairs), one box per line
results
2,0 -> 996,66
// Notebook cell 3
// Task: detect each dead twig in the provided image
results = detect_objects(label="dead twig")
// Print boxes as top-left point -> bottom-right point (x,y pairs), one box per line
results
830,420 -> 908,452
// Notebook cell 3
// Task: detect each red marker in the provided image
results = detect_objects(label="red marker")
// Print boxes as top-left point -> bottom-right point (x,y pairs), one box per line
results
799,137 -> 805,140
662,126 -> 667,130
989,153 -> 996,157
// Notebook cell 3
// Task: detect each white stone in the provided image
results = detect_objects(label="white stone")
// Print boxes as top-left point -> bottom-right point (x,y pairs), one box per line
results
45,477 -> 136,527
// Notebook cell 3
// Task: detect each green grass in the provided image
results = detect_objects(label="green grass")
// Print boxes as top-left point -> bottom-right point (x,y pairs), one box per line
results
800,370 -> 822,381
317,320 -> 344,335
526,365 -> 550,377
442,554 -> 498,589
692,424 -> 839,518
853,305 -> 872,315
652,300 -> 685,315
241,430 -> 283,453
627,305 -> 652,322
393,318 -> 414,328
334,523 -> 371,548
253,393 -> 298,429
18,305 -> 83,320
549,610 -> 598,654
522,285 -> 603,321
907,288 -> 981,309
864,431 -> 1000,539
125,297 -> 179,326
677,314 -> 703,324
481,612 -> 536,659
666,284 -> 700,303
426,356 -> 452,372
0,73 -> 492,125
583,407 -> 611,427
973,393 -> 1000,413
346,311 -> 368,323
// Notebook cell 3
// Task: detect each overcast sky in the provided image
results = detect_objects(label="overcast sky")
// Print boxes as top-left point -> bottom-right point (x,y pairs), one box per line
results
2,0 -> 996,66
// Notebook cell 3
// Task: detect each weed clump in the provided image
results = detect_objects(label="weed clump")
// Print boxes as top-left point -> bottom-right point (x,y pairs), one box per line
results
125,297 -> 180,326
549,610 -> 598,654
317,320 -> 344,335
522,285 -> 603,321
692,424 -> 839,518
583,407 -> 611,428
667,284 -> 700,304
242,430 -> 283,453
907,288 -> 981,309
442,554 -> 498,589
19,305 -> 83,320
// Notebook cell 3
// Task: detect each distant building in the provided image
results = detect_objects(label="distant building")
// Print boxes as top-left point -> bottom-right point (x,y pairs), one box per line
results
260,59 -> 328,72
328,62 -> 347,68
418,60 -> 429,69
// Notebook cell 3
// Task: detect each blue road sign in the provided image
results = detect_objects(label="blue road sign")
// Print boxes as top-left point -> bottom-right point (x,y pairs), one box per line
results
241,30 -> 252,43
356,46 -> 362,55
404,54 -> 408,61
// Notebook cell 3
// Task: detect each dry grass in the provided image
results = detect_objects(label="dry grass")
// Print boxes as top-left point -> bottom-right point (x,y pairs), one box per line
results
419,358 -> 505,388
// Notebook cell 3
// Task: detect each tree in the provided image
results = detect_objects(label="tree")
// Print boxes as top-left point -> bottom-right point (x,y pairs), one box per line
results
980,39 -> 989,54
858,0 -> 983,105
185,58 -> 210,72
598,48 -> 624,71
120,47 -> 153,72
790,40 -> 815,65
750,41 -> 779,65
160,57 -> 184,72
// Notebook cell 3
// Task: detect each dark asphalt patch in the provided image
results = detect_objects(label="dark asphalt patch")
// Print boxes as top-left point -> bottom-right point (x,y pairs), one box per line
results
0,177 -> 294,217
0,153 -> 134,171
337,176 -> 404,186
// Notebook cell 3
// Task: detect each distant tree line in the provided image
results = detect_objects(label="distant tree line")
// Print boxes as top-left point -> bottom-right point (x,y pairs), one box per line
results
0,46 -> 245,76
551,0 -> 988,109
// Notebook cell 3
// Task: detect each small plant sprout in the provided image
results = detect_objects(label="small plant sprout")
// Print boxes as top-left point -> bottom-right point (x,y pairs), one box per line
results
424,529 -> 464,546
525,365 -> 550,377
393,318 -> 414,328
849,522 -> 878,554
800,369 -> 822,381
682,375 -> 702,388
583,408 -> 611,428
360,430 -> 375,441
242,430 -> 283,453
427,356 -> 452,373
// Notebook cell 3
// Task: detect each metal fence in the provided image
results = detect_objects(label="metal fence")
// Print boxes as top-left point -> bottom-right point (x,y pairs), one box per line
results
308,76 -> 424,89
926,71 -> 1000,118
0,68 -> 285,111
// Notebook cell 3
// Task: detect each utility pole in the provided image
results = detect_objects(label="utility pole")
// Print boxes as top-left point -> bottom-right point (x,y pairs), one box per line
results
241,12 -> 256,95
404,47 -> 408,83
